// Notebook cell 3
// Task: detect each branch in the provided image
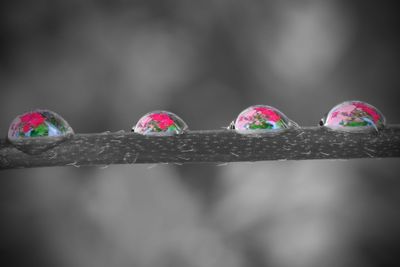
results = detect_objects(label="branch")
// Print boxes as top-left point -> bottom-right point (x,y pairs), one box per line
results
1,126 -> 400,169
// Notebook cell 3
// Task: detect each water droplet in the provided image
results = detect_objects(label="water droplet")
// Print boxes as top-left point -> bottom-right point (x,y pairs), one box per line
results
320,101 -> 385,132
132,110 -> 188,136
8,109 -> 74,154
229,105 -> 295,134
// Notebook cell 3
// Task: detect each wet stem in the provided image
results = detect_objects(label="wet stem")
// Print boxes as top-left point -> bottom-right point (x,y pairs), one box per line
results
1,126 -> 399,169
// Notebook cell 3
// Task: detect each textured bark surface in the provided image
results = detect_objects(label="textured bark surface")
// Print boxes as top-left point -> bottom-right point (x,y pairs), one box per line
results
1,126 -> 400,169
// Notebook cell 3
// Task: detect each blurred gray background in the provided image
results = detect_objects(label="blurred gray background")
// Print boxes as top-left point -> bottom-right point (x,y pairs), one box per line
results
1,1 -> 400,266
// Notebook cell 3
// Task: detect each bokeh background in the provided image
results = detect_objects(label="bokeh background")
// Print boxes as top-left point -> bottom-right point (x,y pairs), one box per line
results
1,1 -> 400,266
